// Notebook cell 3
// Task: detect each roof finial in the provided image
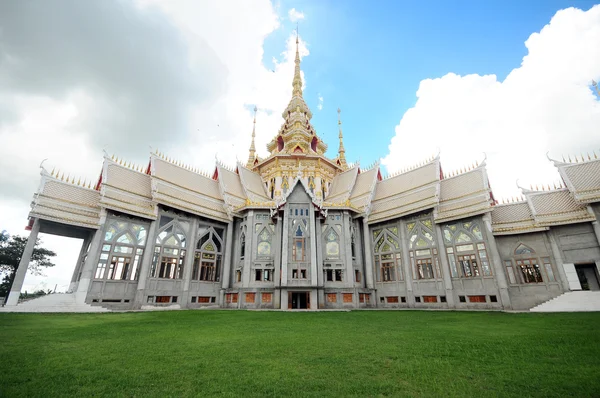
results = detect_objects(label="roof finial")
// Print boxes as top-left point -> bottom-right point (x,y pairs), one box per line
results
337,108 -> 347,168
246,106 -> 258,168
292,25 -> 303,97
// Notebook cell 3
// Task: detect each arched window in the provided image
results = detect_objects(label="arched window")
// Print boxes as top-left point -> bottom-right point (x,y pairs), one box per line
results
406,218 -> 442,280
509,243 -> 547,284
324,228 -> 340,260
442,220 -> 490,278
240,232 -> 246,259
150,217 -> 187,279
95,219 -> 147,281
192,227 -> 224,282
372,227 -> 402,282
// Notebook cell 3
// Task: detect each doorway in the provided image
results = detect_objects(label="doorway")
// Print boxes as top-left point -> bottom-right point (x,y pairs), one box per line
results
289,292 -> 310,309
575,264 -> 600,291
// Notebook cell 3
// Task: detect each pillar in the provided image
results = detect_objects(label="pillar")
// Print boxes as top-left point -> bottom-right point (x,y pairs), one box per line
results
242,210 -> 255,287
362,218 -> 374,289
134,218 -> 159,307
435,224 -> 456,307
309,206 -> 318,287
5,218 -> 40,306
592,221 -> 600,250
75,226 -> 104,304
273,213 -> 283,308
548,230 -> 570,291
281,207 -> 289,288
221,221 -> 234,290
68,233 -> 92,293
481,213 -> 511,309
181,218 -> 199,307
343,211 -> 354,288
399,219 -> 415,306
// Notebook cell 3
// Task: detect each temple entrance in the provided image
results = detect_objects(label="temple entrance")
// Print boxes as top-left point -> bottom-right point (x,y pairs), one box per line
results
575,264 -> 600,291
288,291 -> 310,309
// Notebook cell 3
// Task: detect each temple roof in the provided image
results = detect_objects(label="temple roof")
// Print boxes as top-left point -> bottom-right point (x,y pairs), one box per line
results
551,155 -> 600,203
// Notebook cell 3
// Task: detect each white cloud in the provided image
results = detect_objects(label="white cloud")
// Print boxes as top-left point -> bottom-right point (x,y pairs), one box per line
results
0,0 -> 310,292
383,5 -> 600,199
318,93 -> 324,110
288,8 -> 305,22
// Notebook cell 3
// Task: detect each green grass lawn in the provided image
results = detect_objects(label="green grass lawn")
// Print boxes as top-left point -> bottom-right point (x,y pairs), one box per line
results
1,310 -> 600,397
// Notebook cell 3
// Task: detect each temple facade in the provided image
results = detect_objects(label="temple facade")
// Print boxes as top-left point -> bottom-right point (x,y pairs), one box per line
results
6,37 -> 600,311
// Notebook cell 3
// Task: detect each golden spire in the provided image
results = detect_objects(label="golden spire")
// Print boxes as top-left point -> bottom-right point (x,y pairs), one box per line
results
337,108 -> 347,168
247,106 -> 258,168
292,25 -> 303,97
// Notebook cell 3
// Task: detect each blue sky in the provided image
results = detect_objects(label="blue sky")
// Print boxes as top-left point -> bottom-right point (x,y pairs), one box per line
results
262,0 -> 599,167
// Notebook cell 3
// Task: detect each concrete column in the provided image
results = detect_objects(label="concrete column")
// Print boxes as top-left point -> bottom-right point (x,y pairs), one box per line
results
435,224 -> 455,307
592,221 -> 600,250
68,233 -> 92,293
281,207 -> 289,287
221,221 -> 234,290
6,218 -> 40,306
181,218 -> 199,306
547,230 -> 570,291
242,211 -> 254,287
75,226 -> 104,304
362,218 -> 374,289
309,206 -> 318,287
134,219 -> 159,306
482,213 -> 511,309
399,219 -> 414,305
315,214 -> 324,288
343,212 -> 354,288
273,214 -> 283,308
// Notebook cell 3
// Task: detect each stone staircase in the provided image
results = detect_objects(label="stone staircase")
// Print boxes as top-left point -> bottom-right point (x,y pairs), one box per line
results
0,293 -> 110,313
530,291 -> 600,312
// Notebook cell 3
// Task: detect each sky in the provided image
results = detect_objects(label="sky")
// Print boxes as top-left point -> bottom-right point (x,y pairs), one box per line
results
0,0 -> 599,293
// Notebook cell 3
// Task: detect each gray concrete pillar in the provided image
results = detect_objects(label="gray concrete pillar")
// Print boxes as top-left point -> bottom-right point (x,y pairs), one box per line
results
309,206 -> 318,287
134,218 -> 159,306
242,211 -> 254,287
68,233 -> 92,293
75,226 -> 104,304
548,230 -> 570,291
221,221 -> 234,290
362,218 -> 374,289
6,218 -> 40,306
281,207 -> 289,287
343,212 -> 354,288
435,224 -> 456,307
273,214 -> 283,308
592,221 -> 600,250
399,219 -> 415,306
482,213 -> 511,309
181,218 -> 199,307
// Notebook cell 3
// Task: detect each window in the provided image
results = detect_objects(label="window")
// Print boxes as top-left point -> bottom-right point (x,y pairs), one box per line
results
245,293 -> 256,303
423,296 -> 438,303
468,295 -> 486,303
95,219 -> 147,281
292,268 -> 307,279
240,233 -> 246,259
542,257 -> 555,282
343,293 -> 353,303
443,221 -> 491,278
505,260 -> 517,284
257,228 -> 272,257
324,228 -> 340,260
335,270 -> 343,281
415,296 -> 421,303
440,295 -> 447,303
155,296 -> 172,303
373,227 -> 402,282
255,269 -> 272,282
355,270 -> 361,283
359,293 -> 370,303
235,270 -> 242,283
326,269 -> 333,281
386,296 -> 399,303
490,295 -> 498,302
400,296 -> 406,303
327,293 -> 337,303
516,259 -> 543,283
416,258 -> 435,279
262,293 -> 272,303
151,217 -> 187,280
351,229 -> 357,259
459,295 -> 466,303
192,227 -> 224,282
226,293 -> 238,303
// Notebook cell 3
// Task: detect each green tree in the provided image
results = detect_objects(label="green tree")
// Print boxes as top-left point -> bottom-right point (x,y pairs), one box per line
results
0,234 -> 57,297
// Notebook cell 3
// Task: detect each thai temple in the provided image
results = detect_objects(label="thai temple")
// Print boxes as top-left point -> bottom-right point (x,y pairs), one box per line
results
6,37 -> 600,311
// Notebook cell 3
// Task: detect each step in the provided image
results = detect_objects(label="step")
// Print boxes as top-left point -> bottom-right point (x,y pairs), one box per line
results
530,291 -> 600,312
